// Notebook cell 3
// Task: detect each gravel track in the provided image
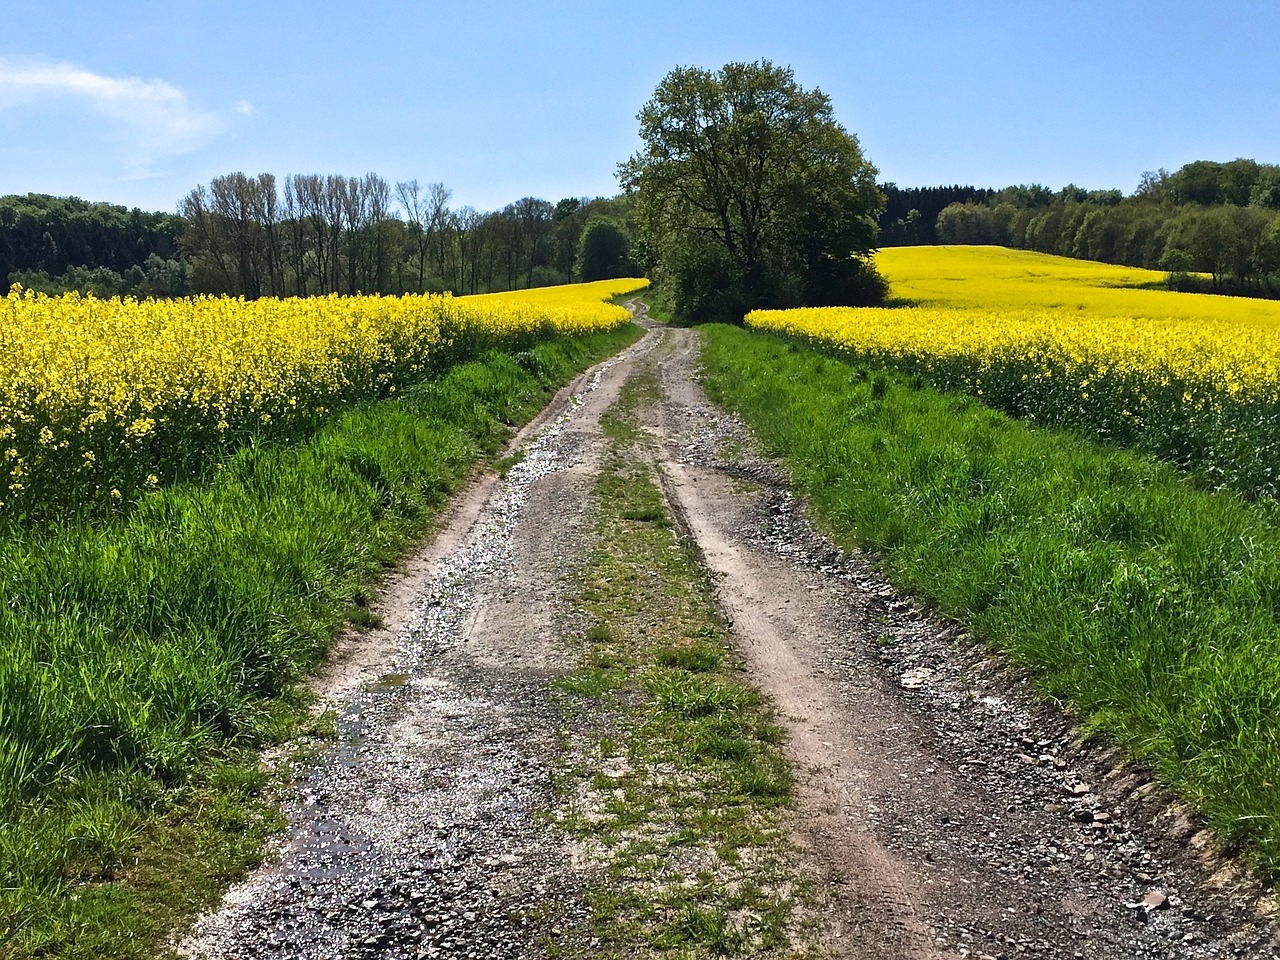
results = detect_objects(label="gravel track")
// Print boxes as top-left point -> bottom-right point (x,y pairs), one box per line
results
183,317 -> 1279,960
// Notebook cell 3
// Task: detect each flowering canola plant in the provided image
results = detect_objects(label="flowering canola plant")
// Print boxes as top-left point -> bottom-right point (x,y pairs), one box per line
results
0,277 -> 647,519
747,247 -> 1280,496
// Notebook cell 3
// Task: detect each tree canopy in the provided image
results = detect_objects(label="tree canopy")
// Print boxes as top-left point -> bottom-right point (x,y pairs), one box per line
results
619,60 -> 886,323
0,193 -> 184,295
903,161 -> 1280,296
576,217 -> 636,282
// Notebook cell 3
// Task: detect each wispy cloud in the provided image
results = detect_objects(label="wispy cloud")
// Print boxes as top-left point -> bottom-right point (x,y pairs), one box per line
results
0,56 -> 241,176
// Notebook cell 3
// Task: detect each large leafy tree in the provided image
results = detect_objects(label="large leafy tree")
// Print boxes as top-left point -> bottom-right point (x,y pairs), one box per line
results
576,216 -> 636,281
619,60 -> 886,323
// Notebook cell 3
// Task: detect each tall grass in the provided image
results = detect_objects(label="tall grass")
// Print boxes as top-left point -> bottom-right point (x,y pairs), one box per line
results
700,324 -> 1280,876
0,323 -> 641,958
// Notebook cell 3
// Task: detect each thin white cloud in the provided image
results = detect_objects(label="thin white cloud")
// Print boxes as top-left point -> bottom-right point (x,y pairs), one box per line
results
0,56 -> 239,176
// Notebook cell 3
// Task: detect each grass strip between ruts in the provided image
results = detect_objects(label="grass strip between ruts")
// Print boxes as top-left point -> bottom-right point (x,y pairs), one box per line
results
0,322 -> 643,960
550,368 -> 817,958
698,323 -> 1280,879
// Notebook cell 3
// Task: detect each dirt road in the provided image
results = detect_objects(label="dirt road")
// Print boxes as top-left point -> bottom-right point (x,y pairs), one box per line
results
184,316 -> 1278,959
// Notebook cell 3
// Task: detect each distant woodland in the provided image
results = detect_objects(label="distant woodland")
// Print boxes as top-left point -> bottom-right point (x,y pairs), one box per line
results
0,195 -> 189,298
880,159 -> 1280,296
4,157 -> 1279,300
2,176 -> 640,299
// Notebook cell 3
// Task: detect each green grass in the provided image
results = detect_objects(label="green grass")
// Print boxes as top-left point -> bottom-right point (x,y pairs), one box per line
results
551,370 -> 813,958
700,323 -> 1280,877
0,322 -> 642,959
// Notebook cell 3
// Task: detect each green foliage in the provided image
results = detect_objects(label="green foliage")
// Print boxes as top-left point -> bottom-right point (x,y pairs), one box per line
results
1168,158 -> 1272,207
666,239 -> 750,326
879,185 -> 995,245
575,217 -> 639,282
9,254 -> 191,299
994,183 -> 1056,208
702,324 -> 1280,876
0,193 -> 184,291
935,201 -> 1011,245
1251,166 -> 1280,210
620,60 -> 886,323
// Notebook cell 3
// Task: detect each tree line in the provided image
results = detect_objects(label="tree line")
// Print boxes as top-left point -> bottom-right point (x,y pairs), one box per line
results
3,177 -> 640,299
882,159 -> 1280,296
879,185 -> 995,245
1,193 -> 190,298
13,141 -> 1278,306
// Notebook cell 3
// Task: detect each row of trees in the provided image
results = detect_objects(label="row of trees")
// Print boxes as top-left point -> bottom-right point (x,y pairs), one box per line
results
879,185 -> 995,245
177,173 -> 640,298
3,180 -> 640,300
892,160 -> 1280,295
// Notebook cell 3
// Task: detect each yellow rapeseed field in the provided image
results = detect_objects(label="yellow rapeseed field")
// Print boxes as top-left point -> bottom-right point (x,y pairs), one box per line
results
747,247 -> 1280,495
0,278 -> 647,518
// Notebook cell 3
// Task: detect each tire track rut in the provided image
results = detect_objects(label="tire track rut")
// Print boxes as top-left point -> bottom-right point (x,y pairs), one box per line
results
183,331 -> 661,959
645,326 -> 1278,960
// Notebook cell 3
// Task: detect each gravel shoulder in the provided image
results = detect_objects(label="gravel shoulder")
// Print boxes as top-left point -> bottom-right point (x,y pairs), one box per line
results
183,316 -> 1279,960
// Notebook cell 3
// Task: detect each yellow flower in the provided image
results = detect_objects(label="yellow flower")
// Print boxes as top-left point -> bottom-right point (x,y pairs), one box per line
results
745,247 -> 1280,485
126,418 -> 156,439
0,277 -> 647,513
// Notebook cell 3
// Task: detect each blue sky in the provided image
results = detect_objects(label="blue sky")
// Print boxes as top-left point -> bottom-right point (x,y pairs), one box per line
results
2,0 -> 1277,214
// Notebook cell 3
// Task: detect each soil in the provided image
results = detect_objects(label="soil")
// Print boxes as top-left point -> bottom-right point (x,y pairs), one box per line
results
183,312 -> 1280,960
